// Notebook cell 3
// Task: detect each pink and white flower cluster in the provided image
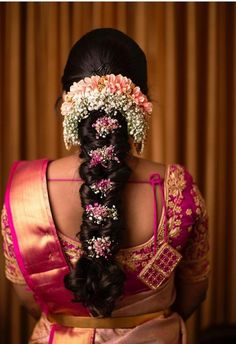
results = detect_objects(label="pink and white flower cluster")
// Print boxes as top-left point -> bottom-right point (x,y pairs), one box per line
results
90,178 -> 113,197
85,202 -> 118,224
60,74 -> 153,152
92,116 -> 121,139
86,236 -> 112,259
89,145 -> 120,167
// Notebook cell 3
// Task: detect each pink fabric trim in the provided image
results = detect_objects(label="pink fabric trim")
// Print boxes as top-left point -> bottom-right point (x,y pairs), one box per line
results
149,173 -> 163,253
48,324 -> 57,344
4,161 -> 35,291
42,159 -> 72,269
48,178 -> 83,182
90,329 -> 95,344
160,181 -> 168,242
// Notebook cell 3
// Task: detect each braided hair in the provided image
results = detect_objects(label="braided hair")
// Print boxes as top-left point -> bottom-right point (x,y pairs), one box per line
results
62,28 -> 149,317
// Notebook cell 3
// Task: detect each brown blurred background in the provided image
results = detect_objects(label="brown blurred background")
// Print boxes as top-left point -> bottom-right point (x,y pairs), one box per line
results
0,2 -> 235,344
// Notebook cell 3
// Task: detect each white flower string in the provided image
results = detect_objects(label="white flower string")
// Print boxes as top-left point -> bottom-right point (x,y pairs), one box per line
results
61,74 -> 153,153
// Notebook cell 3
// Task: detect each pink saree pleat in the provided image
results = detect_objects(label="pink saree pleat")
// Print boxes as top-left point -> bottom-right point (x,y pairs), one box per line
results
6,159 -> 92,343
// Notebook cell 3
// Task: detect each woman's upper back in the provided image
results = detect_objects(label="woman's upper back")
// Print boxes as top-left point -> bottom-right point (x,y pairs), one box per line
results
46,153 -> 166,249
1,156 -> 210,289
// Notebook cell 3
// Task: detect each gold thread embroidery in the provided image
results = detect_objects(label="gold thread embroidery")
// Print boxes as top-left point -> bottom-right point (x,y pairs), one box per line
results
138,243 -> 182,290
166,165 -> 186,239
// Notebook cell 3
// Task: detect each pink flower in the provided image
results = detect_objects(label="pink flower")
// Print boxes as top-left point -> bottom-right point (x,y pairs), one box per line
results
85,203 -> 118,225
70,76 -> 100,94
85,203 -> 108,218
92,116 -> 120,138
89,145 -> 120,167
132,86 -> 152,114
104,74 -> 133,94
143,101 -> 153,114
90,178 -> 113,197
61,101 -> 73,116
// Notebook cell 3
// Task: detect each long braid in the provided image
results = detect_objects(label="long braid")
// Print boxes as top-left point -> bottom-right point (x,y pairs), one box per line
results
64,110 -> 131,316
60,28 -> 150,316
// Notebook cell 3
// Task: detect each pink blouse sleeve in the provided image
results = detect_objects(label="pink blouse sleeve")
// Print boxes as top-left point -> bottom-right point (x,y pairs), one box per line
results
176,173 -> 210,283
1,205 -> 26,285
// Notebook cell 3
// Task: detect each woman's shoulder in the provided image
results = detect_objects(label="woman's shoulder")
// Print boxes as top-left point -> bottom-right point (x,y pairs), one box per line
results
133,157 -> 192,184
131,156 -> 166,180
46,154 -> 80,180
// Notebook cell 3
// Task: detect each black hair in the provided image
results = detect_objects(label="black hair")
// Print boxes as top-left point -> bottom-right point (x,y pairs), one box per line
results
62,28 -> 148,316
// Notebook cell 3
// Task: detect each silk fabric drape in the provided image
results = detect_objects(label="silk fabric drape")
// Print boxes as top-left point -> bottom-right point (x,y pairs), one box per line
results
0,2 -> 235,344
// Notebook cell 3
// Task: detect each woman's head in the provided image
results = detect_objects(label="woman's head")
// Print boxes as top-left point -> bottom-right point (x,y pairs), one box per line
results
61,28 -> 148,95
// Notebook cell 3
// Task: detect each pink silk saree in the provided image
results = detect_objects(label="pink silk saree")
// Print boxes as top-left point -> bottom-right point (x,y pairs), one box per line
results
2,158 -> 210,344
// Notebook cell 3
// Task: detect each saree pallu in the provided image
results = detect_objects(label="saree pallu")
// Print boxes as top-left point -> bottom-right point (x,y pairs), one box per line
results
3,158 -> 210,343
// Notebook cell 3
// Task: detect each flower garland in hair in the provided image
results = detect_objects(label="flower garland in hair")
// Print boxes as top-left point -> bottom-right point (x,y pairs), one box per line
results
61,74 -> 153,153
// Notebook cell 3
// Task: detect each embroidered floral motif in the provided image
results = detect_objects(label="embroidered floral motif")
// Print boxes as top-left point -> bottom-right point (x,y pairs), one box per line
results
186,209 -> 192,216
166,165 -> 186,239
1,206 -> 9,228
175,178 -> 209,282
116,240 -> 157,272
57,232 -> 82,266
191,183 -> 207,221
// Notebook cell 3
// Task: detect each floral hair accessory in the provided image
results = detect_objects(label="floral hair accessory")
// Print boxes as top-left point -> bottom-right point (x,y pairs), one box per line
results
61,74 -> 153,153
86,236 -> 112,259
90,179 -> 113,198
89,145 -> 120,167
85,203 -> 118,224
92,116 -> 121,139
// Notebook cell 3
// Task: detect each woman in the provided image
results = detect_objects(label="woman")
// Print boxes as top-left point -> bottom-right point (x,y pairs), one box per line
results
1,28 -> 209,344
